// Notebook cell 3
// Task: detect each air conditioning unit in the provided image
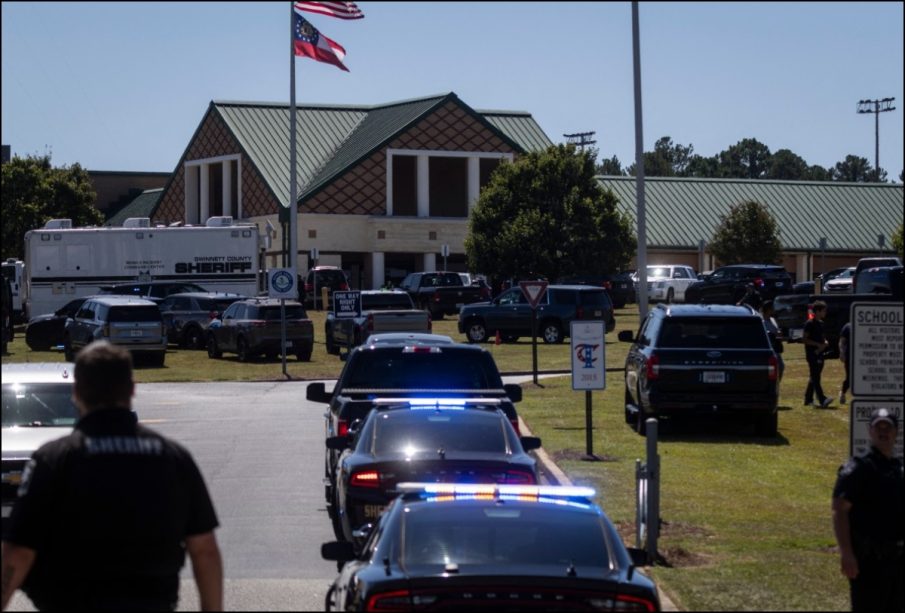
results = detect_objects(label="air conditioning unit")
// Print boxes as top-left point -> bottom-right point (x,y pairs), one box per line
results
44,219 -> 73,229
123,217 -> 152,228
205,216 -> 234,227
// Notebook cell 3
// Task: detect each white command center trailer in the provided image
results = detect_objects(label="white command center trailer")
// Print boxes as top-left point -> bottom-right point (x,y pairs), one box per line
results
24,216 -> 266,319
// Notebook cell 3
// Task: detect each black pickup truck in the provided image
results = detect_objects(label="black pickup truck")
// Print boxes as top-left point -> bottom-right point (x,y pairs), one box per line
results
324,290 -> 430,355
398,271 -> 490,319
306,341 -> 523,527
773,269 -> 903,359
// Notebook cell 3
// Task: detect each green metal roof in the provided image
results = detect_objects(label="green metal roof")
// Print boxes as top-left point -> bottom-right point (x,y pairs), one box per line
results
213,93 -> 552,207
598,176 -> 903,253
105,188 -> 163,227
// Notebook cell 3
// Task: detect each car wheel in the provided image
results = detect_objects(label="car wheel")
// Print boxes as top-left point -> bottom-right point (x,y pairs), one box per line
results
636,409 -> 648,436
666,288 -> 675,304
206,335 -> 222,359
297,343 -> 313,362
465,319 -> 488,343
624,387 -> 634,424
541,321 -> 563,344
183,325 -> 204,350
237,337 -> 251,362
755,411 -> 778,437
63,336 -> 75,362
330,487 -> 345,541
151,351 -> 166,367
325,327 -> 337,355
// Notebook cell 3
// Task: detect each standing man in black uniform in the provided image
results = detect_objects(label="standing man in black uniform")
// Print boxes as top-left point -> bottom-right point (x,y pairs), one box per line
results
1,341 -> 223,611
803,300 -> 833,407
832,407 -> 903,612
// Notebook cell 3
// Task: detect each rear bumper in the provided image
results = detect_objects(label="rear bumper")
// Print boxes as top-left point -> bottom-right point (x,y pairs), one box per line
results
644,391 -> 777,417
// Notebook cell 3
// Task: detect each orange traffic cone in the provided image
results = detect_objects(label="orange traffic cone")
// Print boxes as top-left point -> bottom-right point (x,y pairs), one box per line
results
495,330 -> 502,346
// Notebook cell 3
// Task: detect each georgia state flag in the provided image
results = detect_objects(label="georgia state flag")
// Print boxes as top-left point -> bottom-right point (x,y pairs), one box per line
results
293,10 -> 349,72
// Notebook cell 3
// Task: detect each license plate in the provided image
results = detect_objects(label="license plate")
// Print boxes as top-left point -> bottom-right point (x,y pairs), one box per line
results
131,330 -> 144,337
702,371 -> 726,384
593,310 -> 602,317
363,504 -> 386,519
789,328 -> 803,340
774,281 -> 784,287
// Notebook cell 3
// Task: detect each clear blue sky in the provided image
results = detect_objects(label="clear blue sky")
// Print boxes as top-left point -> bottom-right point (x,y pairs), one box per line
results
2,2 -> 903,180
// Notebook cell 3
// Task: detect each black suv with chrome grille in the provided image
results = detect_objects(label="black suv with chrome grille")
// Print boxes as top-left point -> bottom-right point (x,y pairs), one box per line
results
619,304 -> 779,436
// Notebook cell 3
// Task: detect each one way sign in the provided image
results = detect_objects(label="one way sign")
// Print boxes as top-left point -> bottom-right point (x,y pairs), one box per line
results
519,280 -> 548,309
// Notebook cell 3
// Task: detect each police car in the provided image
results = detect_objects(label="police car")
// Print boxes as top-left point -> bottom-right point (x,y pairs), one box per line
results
328,399 -> 541,544
322,483 -> 661,611
2,363 -> 79,517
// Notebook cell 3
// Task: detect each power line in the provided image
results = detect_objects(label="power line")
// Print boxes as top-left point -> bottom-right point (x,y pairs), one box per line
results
563,131 -> 597,151
856,97 -> 896,178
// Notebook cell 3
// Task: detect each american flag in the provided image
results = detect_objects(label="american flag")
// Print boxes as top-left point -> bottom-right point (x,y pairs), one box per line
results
294,1 -> 364,20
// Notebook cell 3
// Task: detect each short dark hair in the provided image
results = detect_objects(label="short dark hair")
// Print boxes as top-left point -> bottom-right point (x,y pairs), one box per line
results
74,341 -> 134,409
812,300 -> 827,312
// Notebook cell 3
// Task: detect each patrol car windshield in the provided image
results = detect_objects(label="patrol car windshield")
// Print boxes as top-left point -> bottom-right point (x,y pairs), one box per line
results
658,318 -> 770,349
372,411 -> 507,455
401,504 -> 608,568
2,383 -> 79,428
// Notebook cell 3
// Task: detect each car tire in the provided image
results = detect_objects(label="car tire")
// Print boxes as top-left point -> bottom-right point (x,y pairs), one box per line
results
237,337 -> 251,362
151,351 -> 166,367
755,411 -> 778,437
624,387 -> 634,424
666,288 -> 675,304
330,488 -> 345,541
297,343 -> 313,362
541,320 -> 563,344
183,325 -> 204,350
325,327 -> 337,355
63,336 -> 75,362
636,409 -> 648,436
465,319 -> 488,343
206,335 -> 222,359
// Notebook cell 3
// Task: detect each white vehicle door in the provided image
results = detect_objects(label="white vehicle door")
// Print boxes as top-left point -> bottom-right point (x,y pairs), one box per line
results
673,266 -> 695,301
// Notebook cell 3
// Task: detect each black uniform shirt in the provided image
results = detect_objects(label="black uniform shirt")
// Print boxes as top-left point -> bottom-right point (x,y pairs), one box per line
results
803,317 -> 826,361
3,408 -> 219,609
833,446 -> 905,547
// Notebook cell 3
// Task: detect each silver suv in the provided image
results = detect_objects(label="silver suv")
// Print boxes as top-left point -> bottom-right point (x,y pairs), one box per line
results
63,296 -> 167,366
158,292 -> 247,349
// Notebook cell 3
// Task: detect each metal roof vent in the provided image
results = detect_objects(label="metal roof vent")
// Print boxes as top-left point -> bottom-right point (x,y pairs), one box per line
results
123,217 -> 152,228
44,219 -> 73,229
205,216 -> 234,227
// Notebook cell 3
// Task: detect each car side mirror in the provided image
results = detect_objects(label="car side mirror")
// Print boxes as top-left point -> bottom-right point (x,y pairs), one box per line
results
503,383 -> 522,403
321,541 -> 356,562
520,436 -> 542,452
352,523 -> 374,540
618,330 -> 634,343
307,382 -> 331,403
325,435 -> 352,450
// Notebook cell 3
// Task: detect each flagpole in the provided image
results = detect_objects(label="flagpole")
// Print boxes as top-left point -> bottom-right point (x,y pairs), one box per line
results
289,1 -> 299,280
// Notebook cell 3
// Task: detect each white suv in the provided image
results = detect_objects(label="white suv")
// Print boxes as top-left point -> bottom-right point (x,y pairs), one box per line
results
643,264 -> 697,303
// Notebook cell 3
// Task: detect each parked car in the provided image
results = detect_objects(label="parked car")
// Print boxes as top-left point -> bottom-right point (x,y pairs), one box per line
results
99,281 -> 208,302
852,256 -> 902,291
206,298 -> 314,361
63,296 -> 167,366
458,284 -> 615,344
158,292 -> 247,349
638,264 -> 698,304
321,483 -> 661,612
822,267 -> 856,293
684,264 -> 792,305
25,296 -> 95,351
555,273 -> 634,309
2,363 -> 80,518
301,266 -> 349,309
324,290 -> 430,355
328,400 -> 540,543
399,271 -> 489,319
619,304 -> 779,436
792,281 -> 815,294
854,265 -> 904,295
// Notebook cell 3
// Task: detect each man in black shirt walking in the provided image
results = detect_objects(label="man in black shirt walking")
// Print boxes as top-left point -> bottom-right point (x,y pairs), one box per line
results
832,407 -> 903,611
1,341 -> 223,611
803,300 -> 832,407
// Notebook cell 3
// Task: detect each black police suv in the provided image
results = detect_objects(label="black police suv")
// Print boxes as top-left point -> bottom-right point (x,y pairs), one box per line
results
620,304 -> 779,436
328,401 -> 541,544
322,483 -> 661,612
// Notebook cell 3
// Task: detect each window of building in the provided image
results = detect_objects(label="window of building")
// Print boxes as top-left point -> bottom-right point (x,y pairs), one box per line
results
480,158 -> 502,188
184,155 -> 242,224
429,157 -> 468,217
392,155 -> 417,216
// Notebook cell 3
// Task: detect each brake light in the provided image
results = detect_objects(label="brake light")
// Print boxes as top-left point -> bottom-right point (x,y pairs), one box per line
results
504,470 -> 536,484
807,307 -> 815,320
754,277 -> 764,288
366,589 -> 411,612
351,470 -> 381,488
337,419 -> 349,437
613,593 -> 658,612
645,354 -> 660,380
432,290 -> 441,303
305,283 -> 313,292
510,418 -> 521,435
768,354 -> 778,381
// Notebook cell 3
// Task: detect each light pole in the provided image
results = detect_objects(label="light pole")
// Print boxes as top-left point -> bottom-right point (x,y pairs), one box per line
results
856,98 -> 896,178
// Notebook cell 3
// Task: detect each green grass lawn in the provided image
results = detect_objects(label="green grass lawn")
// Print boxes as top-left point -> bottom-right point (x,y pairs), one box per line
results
2,306 -> 853,610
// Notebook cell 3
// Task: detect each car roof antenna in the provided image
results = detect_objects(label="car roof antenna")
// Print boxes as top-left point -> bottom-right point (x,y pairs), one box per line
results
383,556 -> 391,577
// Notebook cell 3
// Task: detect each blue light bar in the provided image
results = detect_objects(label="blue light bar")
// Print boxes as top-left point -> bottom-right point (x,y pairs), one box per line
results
397,482 -> 597,500
372,398 -> 503,410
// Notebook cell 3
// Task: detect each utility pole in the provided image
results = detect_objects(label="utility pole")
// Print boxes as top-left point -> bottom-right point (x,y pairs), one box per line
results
856,97 -> 896,178
563,131 -> 597,152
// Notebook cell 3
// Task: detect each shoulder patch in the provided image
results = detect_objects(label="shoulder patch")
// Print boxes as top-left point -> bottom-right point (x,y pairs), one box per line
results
837,458 -> 860,478
17,458 -> 37,497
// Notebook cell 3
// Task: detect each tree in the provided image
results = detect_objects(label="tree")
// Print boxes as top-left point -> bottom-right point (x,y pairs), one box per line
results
893,223 -> 904,260
805,164 -> 832,181
466,145 -> 636,285
717,138 -> 772,179
831,155 -> 887,183
626,136 -> 694,177
597,155 -> 625,176
767,149 -> 809,180
708,200 -> 783,265
1,155 -> 101,260
685,154 -> 721,178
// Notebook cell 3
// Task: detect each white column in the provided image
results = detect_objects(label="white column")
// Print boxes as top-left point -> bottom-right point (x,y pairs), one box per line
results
222,161 -> 232,218
184,165 -> 199,224
467,157 -> 480,213
423,253 -> 436,272
371,252 -> 385,290
417,155 -> 430,217
199,163 -> 210,224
